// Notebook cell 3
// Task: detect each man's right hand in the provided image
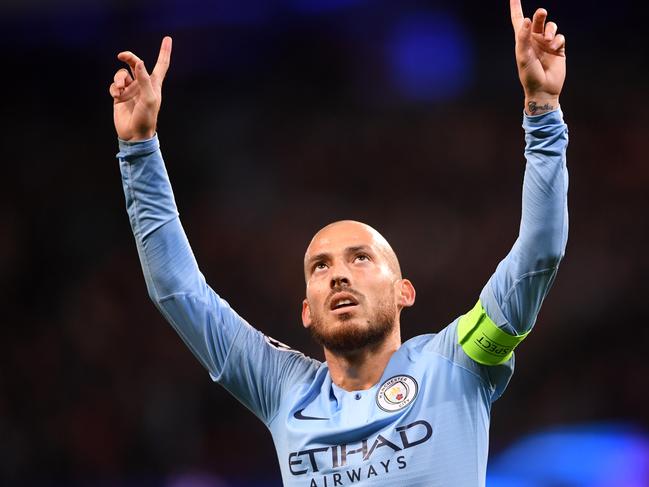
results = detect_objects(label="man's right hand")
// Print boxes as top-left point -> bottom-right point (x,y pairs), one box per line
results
109,36 -> 172,141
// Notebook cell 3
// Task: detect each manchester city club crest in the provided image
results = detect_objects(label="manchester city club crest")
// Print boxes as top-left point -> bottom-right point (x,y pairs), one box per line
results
376,375 -> 419,412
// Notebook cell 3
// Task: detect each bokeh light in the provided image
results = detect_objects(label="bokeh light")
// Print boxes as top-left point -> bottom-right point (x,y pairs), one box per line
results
386,11 -> 472,102
488,423 -> 649,487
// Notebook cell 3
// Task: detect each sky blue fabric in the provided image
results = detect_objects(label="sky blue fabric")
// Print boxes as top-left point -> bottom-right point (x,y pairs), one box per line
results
117,109 -> 568,486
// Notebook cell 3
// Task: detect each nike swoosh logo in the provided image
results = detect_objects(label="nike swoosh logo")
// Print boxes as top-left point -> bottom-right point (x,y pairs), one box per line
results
293,408 -> 329,421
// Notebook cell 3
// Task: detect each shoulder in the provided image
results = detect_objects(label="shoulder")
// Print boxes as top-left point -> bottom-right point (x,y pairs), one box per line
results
403,320 -> 514,402
402,321 -> 464,359
262,333 -> 323,383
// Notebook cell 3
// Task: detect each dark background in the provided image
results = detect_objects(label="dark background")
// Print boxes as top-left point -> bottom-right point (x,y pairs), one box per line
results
1,0 -> 647,485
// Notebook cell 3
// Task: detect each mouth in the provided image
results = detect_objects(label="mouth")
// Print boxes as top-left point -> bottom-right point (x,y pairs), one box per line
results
329,292 -> 360,312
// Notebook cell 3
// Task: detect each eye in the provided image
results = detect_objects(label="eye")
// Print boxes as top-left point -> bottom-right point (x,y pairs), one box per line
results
354,254 -> 370,263
313,262 -> 328,272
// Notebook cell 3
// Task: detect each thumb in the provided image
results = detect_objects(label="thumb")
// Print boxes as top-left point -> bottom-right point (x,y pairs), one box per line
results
135,60 -> 156,103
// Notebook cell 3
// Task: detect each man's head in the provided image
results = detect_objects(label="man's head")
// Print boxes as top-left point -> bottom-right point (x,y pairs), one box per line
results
301,220 -> 416,355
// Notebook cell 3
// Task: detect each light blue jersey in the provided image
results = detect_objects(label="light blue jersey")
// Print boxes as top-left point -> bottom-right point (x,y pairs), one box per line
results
117,109 -> 568,486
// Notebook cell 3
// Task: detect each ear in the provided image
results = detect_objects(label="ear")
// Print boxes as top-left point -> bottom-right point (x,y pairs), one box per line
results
396,279 -> 416,308
301,299 -> 312,328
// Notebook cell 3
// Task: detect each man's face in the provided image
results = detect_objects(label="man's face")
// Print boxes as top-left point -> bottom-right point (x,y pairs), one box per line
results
302,221 -> 414,354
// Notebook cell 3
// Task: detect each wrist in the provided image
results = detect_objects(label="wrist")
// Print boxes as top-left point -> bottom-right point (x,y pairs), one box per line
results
126,129 -> 156,142
117,133 -> 159,158
119,132 -> 157,144
524,94 -> 559,116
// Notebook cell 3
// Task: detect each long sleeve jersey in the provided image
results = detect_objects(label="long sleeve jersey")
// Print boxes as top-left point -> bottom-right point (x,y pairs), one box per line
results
117,109 -> 569,486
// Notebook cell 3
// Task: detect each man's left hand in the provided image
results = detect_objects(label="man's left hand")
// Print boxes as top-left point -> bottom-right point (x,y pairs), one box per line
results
510,0 -> 566,115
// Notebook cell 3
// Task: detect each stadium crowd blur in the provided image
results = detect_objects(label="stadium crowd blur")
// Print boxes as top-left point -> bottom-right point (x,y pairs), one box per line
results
1,0 -> 646,485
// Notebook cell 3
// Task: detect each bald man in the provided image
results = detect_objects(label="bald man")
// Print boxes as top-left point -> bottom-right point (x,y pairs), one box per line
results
111,1 -> 568,485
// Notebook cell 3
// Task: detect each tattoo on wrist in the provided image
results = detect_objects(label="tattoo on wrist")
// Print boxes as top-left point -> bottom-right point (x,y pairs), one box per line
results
527,101 -> 555,115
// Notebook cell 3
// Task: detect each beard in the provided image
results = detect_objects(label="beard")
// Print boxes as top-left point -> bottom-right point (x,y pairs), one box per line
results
308,294 -> 397,354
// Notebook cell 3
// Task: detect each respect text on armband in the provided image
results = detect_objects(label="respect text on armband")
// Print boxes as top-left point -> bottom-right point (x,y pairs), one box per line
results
287,419 -> 432,486
475,334 -> 512,357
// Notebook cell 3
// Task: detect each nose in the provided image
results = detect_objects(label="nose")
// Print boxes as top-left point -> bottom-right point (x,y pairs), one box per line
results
330,274 -> 350,289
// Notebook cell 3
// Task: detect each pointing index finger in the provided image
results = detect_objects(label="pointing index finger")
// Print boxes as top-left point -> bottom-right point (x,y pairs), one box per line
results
510,0 -> 524,31
152,36 -> 172,81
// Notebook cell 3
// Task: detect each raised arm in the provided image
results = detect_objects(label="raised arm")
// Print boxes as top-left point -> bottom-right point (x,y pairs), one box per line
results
457,2 -> 568,368
109,39 -> 318,424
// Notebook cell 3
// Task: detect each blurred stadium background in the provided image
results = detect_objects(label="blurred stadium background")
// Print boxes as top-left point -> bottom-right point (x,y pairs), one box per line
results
1,0 -> 647,485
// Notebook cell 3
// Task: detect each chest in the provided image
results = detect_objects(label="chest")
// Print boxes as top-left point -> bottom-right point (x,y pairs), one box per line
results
272,358 -> 490,486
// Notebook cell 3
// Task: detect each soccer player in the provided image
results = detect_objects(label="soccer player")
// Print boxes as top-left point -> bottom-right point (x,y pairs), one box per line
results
109,1 -> 568,485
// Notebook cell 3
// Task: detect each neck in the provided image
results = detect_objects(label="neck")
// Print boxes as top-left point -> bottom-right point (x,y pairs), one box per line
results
324,325 -> 401,391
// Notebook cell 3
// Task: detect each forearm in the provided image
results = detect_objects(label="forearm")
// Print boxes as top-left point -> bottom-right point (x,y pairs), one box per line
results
481,108 -> 568,334
117,135 -> 204,300
518,108 -> 568,264
117,136 -> 245,378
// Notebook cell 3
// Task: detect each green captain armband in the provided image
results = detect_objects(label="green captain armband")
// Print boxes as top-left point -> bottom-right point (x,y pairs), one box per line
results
457,300 -> 529,366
